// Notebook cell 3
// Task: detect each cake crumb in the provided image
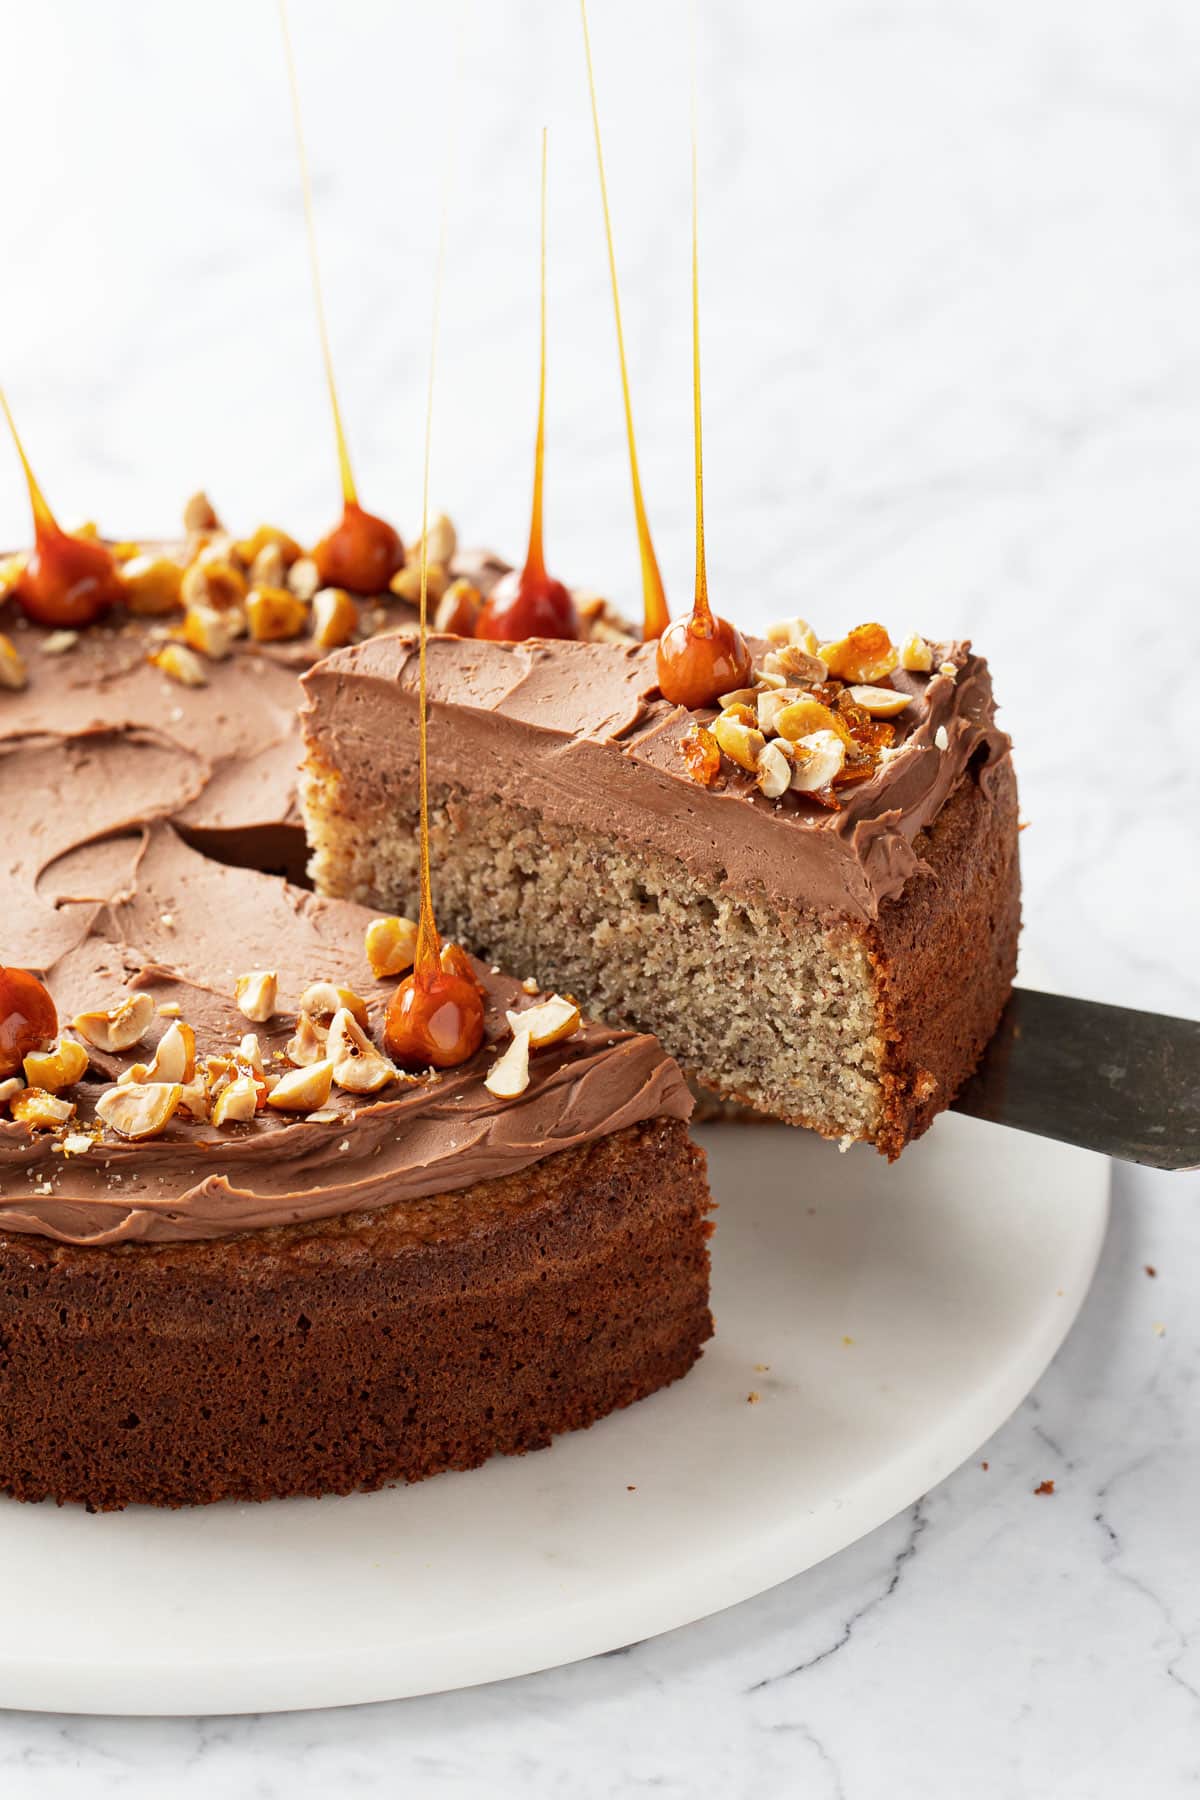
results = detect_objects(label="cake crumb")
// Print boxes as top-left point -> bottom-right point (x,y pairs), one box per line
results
842,1335 -> 854,1347
747,1391 -> 761,1405
627,1484 -> 636,1492
1145,1265 -> 1157,1278
981,1461 -> 989,1471
754,1363 -> 770,1373
1034,1479 -> 1055,1496
1153,1321 -> 1166,1337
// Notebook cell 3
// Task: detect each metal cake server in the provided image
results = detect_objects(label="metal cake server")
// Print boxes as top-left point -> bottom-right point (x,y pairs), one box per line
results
951,988 -> 1200,1171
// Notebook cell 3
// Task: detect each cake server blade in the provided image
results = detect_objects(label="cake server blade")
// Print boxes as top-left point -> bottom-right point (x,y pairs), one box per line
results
950,987 -> 1200,1171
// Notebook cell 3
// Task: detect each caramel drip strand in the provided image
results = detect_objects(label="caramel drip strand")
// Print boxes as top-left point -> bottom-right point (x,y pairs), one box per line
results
278,0 -> 357,507
0,387 -> 57,535
580,0 -> 669,639
521,128 -> 550,587
690,117 -> 712,635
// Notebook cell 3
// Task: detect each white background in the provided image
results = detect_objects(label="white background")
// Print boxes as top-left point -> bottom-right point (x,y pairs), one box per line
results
1,1 -> 1198,1794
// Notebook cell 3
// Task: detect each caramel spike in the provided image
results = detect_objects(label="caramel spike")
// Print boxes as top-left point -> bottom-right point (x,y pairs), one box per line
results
278,0 -> 357,507
521,128 -> 550,587
689,19 -> 712,630
413,110 -> 455,981
580,0 -> 669,639
0,387 -> 57,534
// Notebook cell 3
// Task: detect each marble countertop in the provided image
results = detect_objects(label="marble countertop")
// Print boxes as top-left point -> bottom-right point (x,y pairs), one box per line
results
1,0 -> 1197,1793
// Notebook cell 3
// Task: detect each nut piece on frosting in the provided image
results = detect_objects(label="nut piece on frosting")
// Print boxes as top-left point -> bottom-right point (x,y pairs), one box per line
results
819,623 -> 898,685
299,982 -> 370,1030
847,683 -> 911,719
149,642 -> 209,688
211,1073 -> 259,1127
285,1011 -> 328,1068
142,1020 -> 196,1085
365,915 -> 419,980
267,1059 -> 335,1112
182,603 -> 237,662
311,587 -> 360,652
287,557 -> 321,602
434,579 -> 483,637
789,729 -> 846,793
96,1081 -> 184,1140
409,512 -> 457,571
900,633 -> 934,673
712,708 -> 766,774
73,992 -> 155,1053
0,1076 -> 25,1108
0,633 -> 29,691
756,739 -> 794,800
326,1009 -> 398,1094
235,971 -> 278,1024
11,1088 -> 76,1130
23,1035 -> 89,1093
765,616 -> 820,655
485,1030 -> 531,1100
246,585 -> 308,643
183,491 -> 221,535
120,555 -> 185,617
389,562 -> 449,606
503,995 -> 580,1049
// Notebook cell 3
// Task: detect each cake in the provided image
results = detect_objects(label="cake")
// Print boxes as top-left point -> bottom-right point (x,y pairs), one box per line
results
0,500 -> 708,1513
300,625 -> 1020,1157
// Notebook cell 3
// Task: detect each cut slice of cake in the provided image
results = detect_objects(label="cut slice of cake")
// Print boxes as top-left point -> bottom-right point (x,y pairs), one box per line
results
300,625 -> 1020,1158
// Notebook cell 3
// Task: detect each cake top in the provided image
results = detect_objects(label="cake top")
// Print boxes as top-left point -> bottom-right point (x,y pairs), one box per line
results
0,816 -> 690,1247
302,625 -> 1011,922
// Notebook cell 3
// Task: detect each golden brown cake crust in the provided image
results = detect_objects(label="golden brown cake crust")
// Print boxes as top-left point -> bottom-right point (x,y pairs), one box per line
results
869,756 -> 1021,1157
0,1120 -> 712,1511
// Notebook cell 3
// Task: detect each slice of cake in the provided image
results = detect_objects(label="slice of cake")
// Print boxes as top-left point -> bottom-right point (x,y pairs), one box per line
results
300,624 -> 1020,1157
0,810 -> 710,1510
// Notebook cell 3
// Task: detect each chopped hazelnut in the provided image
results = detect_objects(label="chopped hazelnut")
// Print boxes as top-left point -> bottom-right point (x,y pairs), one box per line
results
211,1074 -> 259,1127
182,554 -> 248,613
0,633 -> 29,691
756,739 -> 794,799
934,725 -> 950,751
267,1059 -> 335,1112
73,992 -> 155,1053
311,587 -> 360,651
182,491 -> 220,534
0,1076 -> 25,1108
11,1087 -> 75,1129
503,995 -> 580,1048
485,1029 -> 531,1099
900,633 -> 933,673
299,982 -> 369,1028
287,556 -> 320,601
819,623 -> 898,684
96,1081 -> 183,1140
149,642 -> 208,688
120,554 -> 185,617
249,541 -> 286,590
789,729 -> 846,792
434,579 -> 482,636
762,645 -> 828,685
234,525 -> 303,570
39,630 -> 79,656
712,710 -> 765,773
0,552 -> 26,602
182,603 -> 237,662
246,585 -> 307,643
409,513 -> 457,569
365,915 -> 419,979
389,561 -> 449,606
846,684 -> 911,719
285,1012 -> 329,1068
235,971 -> 278,1024
143,1020 -> 196,1085
326,1008 -> 398,1094
23,1036 -> 89,1093
765,617 -> 820,654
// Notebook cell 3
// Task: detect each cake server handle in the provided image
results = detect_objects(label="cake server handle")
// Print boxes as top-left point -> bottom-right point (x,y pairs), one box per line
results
950,987 -> 1200,1171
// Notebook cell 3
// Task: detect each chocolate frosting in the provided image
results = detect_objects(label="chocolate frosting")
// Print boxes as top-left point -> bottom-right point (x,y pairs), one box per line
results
0,818 -> 690,1247
301,634 -> 1012,922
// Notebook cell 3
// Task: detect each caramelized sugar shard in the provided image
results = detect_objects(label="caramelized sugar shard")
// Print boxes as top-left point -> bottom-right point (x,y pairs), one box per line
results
680,723 -> 721,788
819,623 -> 898,685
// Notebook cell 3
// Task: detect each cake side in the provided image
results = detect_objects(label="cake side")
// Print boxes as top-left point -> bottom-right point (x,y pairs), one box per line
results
0,1119 -> 712,1510
300,634 -> 1019,1153
299,757 -> 1017,1150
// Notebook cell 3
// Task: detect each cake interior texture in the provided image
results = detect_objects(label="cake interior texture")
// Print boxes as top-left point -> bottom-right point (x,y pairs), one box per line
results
303,758 -> 1020,1158
0,1120 -> 710,1511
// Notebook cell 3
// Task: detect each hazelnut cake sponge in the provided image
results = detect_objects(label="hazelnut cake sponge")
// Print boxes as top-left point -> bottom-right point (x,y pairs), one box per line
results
0,752 -> 710,1505
300,621 -> 1020,1157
